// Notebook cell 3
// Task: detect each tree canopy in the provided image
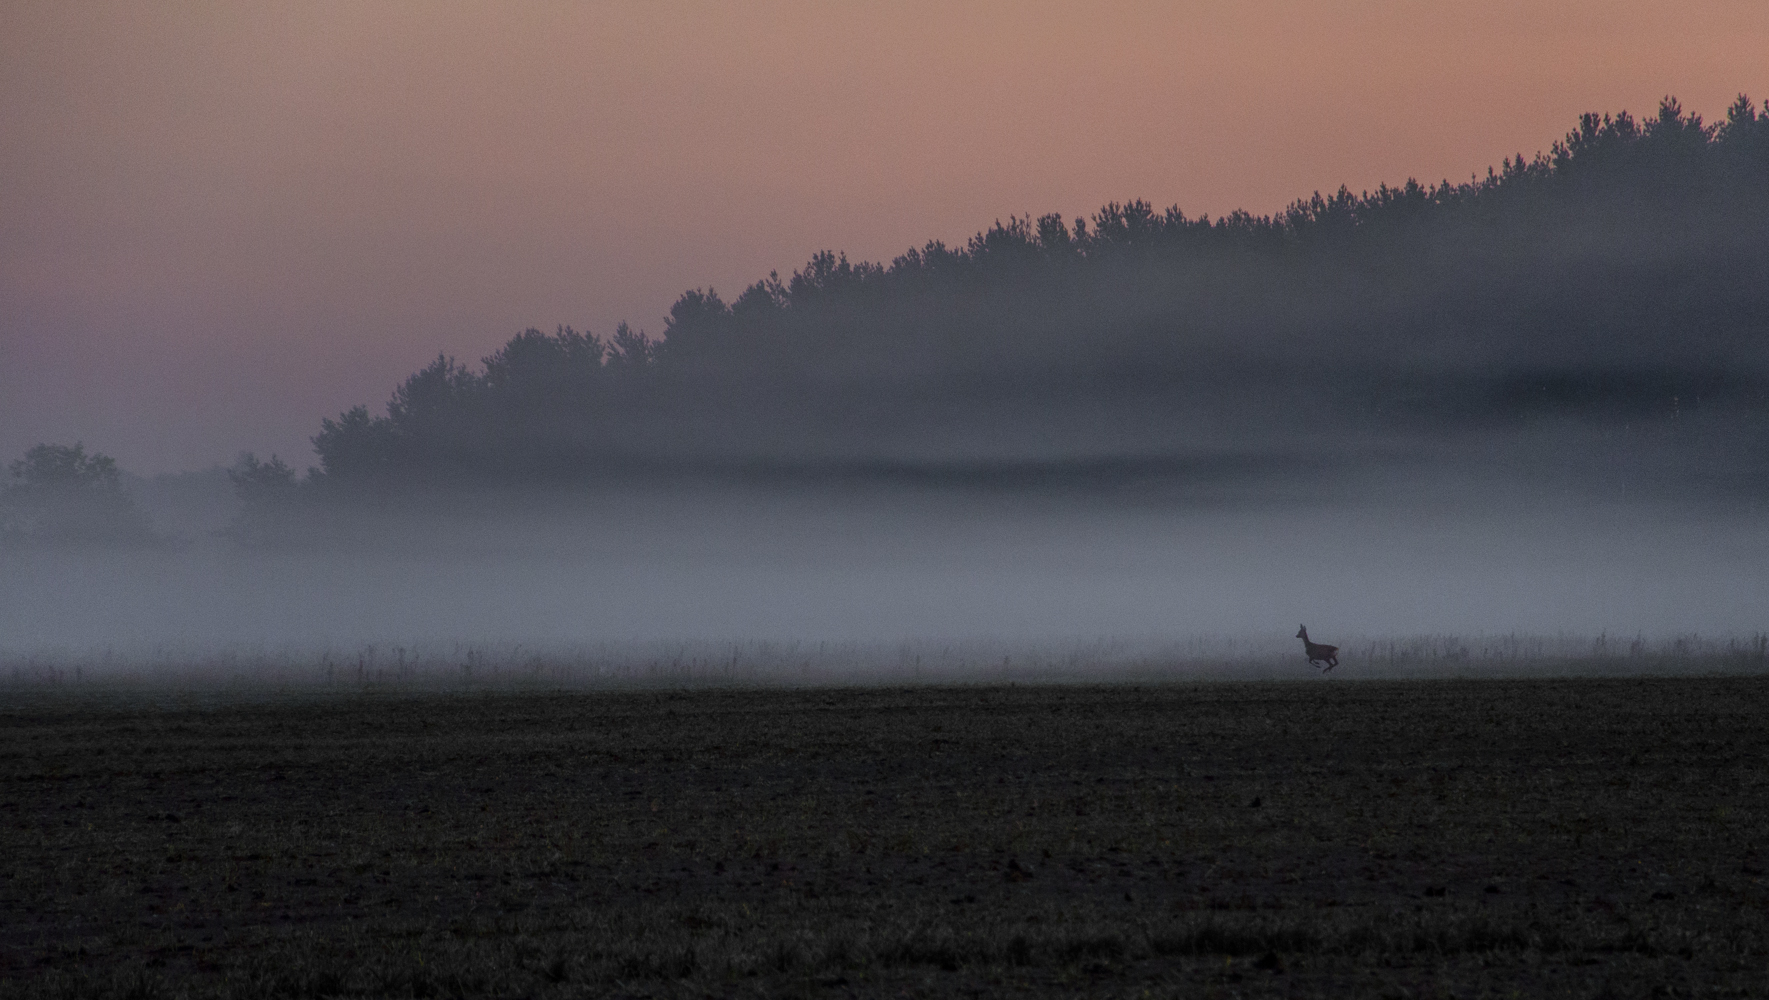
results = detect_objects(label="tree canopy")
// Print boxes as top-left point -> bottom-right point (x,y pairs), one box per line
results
302,96 -> 1769,490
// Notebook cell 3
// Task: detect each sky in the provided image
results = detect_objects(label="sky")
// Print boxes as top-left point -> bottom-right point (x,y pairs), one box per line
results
4,2 -> 1768,474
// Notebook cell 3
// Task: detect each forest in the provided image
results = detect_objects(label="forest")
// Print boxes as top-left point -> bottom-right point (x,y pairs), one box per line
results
8,96 -> 1769,540
289,97 -> 1769,493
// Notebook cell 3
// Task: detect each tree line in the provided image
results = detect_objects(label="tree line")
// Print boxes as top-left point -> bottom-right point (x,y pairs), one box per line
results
281,96 -> 1768,492
7,96 -> 1768,543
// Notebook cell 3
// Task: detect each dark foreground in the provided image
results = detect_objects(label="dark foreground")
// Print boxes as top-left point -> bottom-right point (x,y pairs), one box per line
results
3,679 -> 1767,998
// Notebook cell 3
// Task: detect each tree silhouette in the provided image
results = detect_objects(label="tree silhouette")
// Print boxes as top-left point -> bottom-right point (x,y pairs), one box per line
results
292,95 -> 1769,492
224,453 -> 301,545
1,443 -> 157,546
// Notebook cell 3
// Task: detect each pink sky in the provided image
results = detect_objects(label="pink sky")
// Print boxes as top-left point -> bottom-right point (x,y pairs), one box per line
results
4,2 -> 1766,472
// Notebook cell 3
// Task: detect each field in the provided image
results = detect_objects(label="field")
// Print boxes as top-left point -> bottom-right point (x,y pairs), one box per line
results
3,677 -> 1767,998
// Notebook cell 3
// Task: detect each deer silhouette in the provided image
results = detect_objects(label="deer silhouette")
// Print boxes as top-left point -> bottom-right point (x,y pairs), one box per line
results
1296,625 -> 1338,671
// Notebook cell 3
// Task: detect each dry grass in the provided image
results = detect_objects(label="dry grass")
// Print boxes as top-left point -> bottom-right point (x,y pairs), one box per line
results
6,632 -> 1767,692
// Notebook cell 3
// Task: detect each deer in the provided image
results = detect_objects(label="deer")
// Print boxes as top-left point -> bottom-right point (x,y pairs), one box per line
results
1296,625 -> 1338,671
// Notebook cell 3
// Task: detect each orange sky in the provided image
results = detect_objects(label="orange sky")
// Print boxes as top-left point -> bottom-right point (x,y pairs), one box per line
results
4,2 -> 1767,472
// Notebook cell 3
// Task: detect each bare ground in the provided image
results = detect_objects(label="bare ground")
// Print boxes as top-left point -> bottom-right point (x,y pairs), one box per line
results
3,677 -> 1767,997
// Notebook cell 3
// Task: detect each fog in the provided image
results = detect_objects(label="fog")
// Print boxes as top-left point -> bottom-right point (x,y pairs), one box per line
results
4,449 -> 1766,681
5,99 -> 1766,680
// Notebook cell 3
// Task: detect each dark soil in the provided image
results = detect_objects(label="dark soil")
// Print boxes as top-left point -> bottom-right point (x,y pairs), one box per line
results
3,678 -> 1767,997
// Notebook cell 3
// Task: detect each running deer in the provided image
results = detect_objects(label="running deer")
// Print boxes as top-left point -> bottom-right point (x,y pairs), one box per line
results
1296,625 -> 1339,671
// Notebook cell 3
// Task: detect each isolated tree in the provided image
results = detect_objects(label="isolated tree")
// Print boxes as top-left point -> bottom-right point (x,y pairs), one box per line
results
0,443 -> 156,545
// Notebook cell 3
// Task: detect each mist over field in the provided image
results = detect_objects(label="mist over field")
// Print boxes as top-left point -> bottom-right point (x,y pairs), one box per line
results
4,460 -> 1767,676
4,97 -> 1768,676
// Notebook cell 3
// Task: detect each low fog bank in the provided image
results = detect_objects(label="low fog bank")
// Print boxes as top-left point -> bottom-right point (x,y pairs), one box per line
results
3,446 -> 1766,677
5,633 -> 1767,694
